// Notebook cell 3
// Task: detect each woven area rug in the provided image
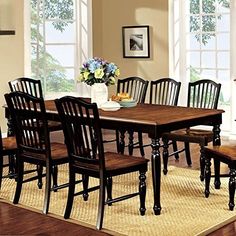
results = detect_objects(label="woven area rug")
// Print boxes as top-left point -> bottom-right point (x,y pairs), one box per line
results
1,164 -> 236,236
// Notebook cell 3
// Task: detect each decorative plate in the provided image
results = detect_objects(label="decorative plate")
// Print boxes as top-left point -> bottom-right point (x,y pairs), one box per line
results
100,100 -> 121,111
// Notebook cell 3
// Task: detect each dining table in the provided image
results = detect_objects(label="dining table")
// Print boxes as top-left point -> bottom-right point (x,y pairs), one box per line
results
5,100 -> 224,215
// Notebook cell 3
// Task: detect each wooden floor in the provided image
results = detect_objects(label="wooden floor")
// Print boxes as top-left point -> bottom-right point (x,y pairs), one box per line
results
1,131 -> 236,235
0,201 -> 110,236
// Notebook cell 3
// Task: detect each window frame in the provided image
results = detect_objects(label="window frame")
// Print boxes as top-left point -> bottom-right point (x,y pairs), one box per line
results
169,0 -> 236,136
24,0 -> 93,98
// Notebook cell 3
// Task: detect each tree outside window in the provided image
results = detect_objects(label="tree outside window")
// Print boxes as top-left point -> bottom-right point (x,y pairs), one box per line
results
31,0 -> 76,94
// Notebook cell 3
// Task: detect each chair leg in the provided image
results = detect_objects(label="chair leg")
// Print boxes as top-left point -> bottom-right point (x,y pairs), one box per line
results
43,163 -> 52,214
8,154 -> 16,179
128,131 -> 134,155
13,160 -> 24,204
115,130 -> 120,153
106,176 -> 112,206
228,166 -> 236,211
162,138 -> 169,175
52,165 -> 58,192
138,131 -> 145,157
139,171 -> 147,216
204,156 -> 211,198
96,176 -> 106,230
200,145 -> 205,181
37,164 -> 43,189
64,169 -> 76,219
184,142 -> 192,166
214,159 -> 221,189
172,141 -> 179,160
13,154 -> 18,182
82,174 -> 89,201
119,130 -> 126,154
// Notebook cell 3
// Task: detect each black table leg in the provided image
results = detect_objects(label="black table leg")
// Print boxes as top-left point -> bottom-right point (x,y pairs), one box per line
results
213,124 -> 221,189
151,138 -> 162,215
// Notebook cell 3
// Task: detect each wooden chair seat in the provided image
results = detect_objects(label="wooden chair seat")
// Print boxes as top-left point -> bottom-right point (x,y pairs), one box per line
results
163,129 -> 213,145
2,136 -> 17,152
205,145 -> 236,162
0,132 -> 17,189
74,152 -> 148,175
22,143 -> 68,163
204,145 -> 236,210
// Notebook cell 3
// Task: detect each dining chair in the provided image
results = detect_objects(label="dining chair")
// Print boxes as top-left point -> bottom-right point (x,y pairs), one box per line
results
162,79 -> 221,180
8,77 -> 62,189
204,144 -> 236,211
0,127 -> 17,189
4,91 -> 71,214
129,78 -> 181,157
112,76 -> 149,155
55,96 -> 149,230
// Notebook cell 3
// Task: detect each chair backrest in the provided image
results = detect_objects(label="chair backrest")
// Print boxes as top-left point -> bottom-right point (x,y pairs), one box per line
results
55,96 -> 105,170
9,77 -> 43,98
4,91 -> 50,158
187,79 -> 221,109
117,77 -> 149,103
149,78 -> 181,105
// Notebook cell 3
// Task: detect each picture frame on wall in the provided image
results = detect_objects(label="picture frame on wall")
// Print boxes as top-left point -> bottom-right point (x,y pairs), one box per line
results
122,25 -> 150,58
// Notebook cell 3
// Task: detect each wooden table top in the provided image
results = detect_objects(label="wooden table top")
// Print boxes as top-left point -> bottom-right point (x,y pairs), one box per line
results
45,100 -> 224,138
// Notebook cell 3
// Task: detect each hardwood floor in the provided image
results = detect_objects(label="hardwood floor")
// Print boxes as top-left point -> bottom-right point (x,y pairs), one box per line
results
0,201 -> 110,236
1,131 -> 236,235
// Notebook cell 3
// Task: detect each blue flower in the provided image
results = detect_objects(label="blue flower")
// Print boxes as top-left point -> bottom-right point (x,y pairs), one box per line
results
88,60 -> 102,73
107,63 -> 117,74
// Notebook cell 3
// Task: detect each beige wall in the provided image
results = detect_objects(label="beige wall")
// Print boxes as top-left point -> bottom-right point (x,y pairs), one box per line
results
93,0 -> 169,96
0,0 -> 24,133
0,0 -> 169,132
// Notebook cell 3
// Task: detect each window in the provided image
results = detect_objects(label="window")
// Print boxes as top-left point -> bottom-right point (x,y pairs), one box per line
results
30,0 -> 92,97
170,0 -> 236,135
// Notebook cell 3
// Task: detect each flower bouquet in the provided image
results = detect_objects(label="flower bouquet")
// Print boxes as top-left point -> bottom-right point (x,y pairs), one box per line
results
78,57 -> 120,86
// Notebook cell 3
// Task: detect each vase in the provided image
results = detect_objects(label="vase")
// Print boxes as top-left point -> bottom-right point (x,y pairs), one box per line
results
91,83 -> 108,108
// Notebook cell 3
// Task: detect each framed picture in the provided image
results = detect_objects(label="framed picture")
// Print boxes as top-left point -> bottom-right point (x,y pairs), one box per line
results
122,25 -> 150,58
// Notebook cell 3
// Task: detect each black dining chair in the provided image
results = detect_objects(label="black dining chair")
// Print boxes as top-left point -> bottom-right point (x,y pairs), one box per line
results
129,78 -> 181,157
55,96 -> 149,230
8,77 -> 62,189
113,77 -> 149,155
162,79 -> 221,180
4,91 -> 72,214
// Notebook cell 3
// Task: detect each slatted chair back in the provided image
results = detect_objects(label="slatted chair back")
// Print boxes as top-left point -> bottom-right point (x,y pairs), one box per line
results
117,77 -> 149,103
9,77 -> 43,98
4,91 -> 50,160
55,96 -> 105,171
150,78 -> 181,105
187,79 -> 221,109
